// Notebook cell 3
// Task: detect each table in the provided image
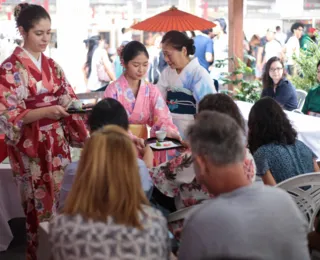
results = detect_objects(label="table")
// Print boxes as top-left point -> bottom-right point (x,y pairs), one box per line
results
0,146 -> 82,252
37,222 -> 50,260
236,101 -> 320,159
0,163 -> 24,251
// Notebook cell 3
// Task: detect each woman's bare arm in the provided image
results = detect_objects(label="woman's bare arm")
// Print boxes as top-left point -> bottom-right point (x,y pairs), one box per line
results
313,159 -> 320,172
261,170 -> 277,186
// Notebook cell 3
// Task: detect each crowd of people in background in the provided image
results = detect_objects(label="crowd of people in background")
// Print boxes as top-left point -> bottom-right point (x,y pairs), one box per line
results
81,20 -> 319,99
2,3 -> 320,260
1,18 -> 318,96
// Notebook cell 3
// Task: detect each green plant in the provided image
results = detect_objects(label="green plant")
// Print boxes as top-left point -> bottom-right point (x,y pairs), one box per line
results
218,56 -> 262,103
292,34 -> 320,91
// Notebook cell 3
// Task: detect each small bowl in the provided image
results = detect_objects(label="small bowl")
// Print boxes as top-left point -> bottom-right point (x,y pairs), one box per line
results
156,130 -> 167,142
71,100 -> 83,110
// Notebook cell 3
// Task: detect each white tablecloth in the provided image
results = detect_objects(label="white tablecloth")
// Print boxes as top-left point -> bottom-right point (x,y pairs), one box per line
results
236,101 -> 320,159
0,163 -> 24,251
0,147 -> 81,252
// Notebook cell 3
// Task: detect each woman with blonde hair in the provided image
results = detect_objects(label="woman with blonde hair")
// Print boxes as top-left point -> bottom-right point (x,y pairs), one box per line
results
49,125 -> 170,259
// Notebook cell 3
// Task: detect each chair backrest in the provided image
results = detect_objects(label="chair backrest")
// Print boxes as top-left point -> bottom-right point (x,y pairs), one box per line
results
167,204 -> 200,223
276,172 -> 320,231
167,200 -> 210,223
296,89 -> 308,110
292,109 -> 303,114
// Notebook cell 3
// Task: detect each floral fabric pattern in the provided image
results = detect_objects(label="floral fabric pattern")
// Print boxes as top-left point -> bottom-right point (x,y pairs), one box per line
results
157,58 -> 216,138
104,74 -> 178,138
0,47 -> 89,259
150,148 -> 256,240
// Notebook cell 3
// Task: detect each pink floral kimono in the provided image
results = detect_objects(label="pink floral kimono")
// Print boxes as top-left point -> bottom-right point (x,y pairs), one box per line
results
104,74 -> 178,138
150,148 -> 256,240
0,47 -> 88,259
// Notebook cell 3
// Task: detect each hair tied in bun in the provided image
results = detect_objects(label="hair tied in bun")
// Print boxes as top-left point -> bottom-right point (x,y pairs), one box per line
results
14,3 -> 29,22
188,38 -> 195,55
191,45 -> 196,55
117,45 -> 126,67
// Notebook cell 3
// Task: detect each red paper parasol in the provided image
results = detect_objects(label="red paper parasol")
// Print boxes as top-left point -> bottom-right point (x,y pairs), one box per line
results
131,6 -> 216,32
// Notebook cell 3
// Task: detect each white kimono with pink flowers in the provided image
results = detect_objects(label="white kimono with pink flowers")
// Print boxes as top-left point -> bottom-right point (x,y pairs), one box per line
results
104,74 -> 178,137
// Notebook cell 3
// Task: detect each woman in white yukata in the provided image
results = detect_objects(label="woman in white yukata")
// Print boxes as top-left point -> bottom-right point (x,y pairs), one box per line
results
157,30 -> 216,138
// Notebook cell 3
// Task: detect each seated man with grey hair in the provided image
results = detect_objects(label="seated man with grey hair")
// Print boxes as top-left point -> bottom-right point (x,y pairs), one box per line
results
178,111 -> 310,260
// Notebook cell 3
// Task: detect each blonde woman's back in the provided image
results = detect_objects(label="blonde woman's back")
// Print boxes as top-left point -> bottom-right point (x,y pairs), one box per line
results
50,126 -> 170,259
49,205 -> 170,260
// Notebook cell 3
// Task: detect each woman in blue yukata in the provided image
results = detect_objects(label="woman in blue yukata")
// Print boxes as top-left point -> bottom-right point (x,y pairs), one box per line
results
157,30 -> 216,138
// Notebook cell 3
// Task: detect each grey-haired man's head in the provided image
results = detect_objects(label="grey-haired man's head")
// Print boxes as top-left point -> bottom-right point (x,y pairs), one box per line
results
187,111 -> 247,195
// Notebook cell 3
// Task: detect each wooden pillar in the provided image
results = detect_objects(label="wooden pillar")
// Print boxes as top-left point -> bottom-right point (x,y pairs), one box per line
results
228,0 -> 244,74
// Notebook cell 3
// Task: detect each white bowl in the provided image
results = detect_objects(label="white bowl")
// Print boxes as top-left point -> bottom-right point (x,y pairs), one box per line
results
156,130 -> 167,141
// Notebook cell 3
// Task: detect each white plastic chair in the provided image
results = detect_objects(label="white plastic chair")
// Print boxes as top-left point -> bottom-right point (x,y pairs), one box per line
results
276,172 -> 320,231
167,204 -> 200,223
292,109 -> 303,114
167,200 -> 209,223
296,89 -> 308,110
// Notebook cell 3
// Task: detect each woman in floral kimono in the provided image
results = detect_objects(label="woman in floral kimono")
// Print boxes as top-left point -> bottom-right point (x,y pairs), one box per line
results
104,41 -> 179,144
150,94 -> 256,241
157,30 -> 216,138
0,4 -> 88,259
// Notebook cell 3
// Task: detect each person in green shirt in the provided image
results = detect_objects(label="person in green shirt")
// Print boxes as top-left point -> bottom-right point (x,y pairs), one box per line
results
302,60 -> 320,115
300,27 -> 317,52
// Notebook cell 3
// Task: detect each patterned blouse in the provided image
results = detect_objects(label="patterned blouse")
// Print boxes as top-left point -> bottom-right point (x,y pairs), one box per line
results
151,148 -> 256,210
253,140 -> 317,183
150,147 -> 256,240
49,206 -> 170,260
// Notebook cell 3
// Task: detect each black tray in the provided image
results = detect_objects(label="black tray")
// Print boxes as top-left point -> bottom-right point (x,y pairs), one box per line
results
145,137 -> 183,151
67,108 -> 93,114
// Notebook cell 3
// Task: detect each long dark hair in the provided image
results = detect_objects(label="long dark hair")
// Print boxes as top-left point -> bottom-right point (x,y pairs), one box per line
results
262,56 -> 286,89
248,97 -> 297,153
86,35 -> 101,78
198,94 -> 245,132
